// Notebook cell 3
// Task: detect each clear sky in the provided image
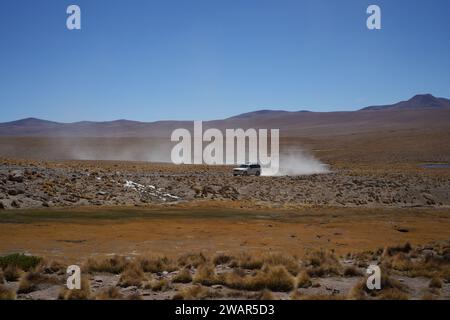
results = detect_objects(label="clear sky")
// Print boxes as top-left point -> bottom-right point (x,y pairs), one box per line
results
1,0 -> 449,122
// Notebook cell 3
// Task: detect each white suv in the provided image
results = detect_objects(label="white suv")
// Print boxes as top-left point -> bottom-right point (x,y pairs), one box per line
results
233,163 -> 261,176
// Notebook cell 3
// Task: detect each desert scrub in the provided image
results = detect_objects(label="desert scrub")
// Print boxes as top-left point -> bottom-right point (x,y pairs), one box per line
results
343,265 -> 363,277
95,287 -> 124,300
172,285 -> 221,300
213,253 -> 233,266
388,253 -> 413,272
84,255 -> 128,274
383,242 -> 412,257
140,256 -> 177,273
37,259 -> 66,275
172,268 -> 192,284
59,277 -> 91,300
118,262 -> 146,288
261,253 -> 300,276
303,250 -> 342,277
297,271 -> 312,288
225,265 -> 295,292
148,279 -> 170,292
348,273 -> 408,300
17,272 -> 60,294
429,277 -> 442,289
4,265 -> 22,282
178,253 -> 207,268
0,253 -> 42,271
0,284 -> 16,300
257,289 -> 275,300
231,252 -> 264,270
193,264 -> 224,286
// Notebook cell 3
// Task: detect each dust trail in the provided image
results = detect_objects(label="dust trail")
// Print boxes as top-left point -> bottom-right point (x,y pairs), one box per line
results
262,150 -> 329,176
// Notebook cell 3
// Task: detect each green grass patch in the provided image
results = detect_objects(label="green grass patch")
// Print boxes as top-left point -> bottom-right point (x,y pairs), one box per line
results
0,253 -> 42,271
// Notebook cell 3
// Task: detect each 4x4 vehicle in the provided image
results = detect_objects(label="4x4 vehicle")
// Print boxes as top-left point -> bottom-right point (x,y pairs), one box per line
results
233,163 -> 261,176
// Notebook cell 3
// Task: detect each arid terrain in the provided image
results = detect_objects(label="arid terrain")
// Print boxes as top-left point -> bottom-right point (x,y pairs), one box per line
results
0,94 -> 449,300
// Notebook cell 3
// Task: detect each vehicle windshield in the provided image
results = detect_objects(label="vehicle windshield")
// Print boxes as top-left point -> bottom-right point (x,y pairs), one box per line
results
239,164 -> 249,168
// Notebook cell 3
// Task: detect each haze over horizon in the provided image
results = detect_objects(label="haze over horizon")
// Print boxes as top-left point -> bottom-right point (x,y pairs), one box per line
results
1,0 -> 450,122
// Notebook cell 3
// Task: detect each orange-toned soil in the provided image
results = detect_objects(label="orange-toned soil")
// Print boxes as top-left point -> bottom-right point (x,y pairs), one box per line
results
1,205 -> 448,264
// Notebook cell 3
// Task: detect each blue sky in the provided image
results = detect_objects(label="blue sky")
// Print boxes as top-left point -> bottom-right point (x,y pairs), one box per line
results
1,0 -> 449,122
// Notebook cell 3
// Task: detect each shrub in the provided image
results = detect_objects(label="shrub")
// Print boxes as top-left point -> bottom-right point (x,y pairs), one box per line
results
429,277 -> 442,289
178,253 -> 207,268
0,285 -> 16,300
343,266 -> 363,277
118,262 -> 146,288
193,264 -> 224,286
233,253 -> 263,270
262,253 -> 300,276
140,256 -> 177,273
59,277 -> 91,300
17,272 -> 59,294
213,253 -> 232,266
297,271 -> 312,288
149,279 -> 170,292
172,268 -> 192,284
303,250 -> 342,277
173,285 -> 218,300
383,243 -> 412,257
257,289 -> 275,300
0,253 -> 42,271
4,265 -> 21,282
95,287 -> 124,300
84,255 -> 128,274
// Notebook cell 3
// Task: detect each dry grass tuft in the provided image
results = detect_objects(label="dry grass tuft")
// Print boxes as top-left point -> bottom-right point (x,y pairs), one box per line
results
118,262 -> 146,288
172,268 -> 192,284
17,272 -> 59,294
139,256 -> 177,273
303,250 -> 342,277
149,279 -> 171,292
296,271 -> 312,288
348,273 -> 408,300
172,284 -> 220,300
257,289 -> 275,300
261,253 -> 300,276
383,243 -> 412,257
231,252 -> 264,270
58,277 -> 91,300
178,253 -> 208,268
343,265 -> 363,277
378,288 -> 409,300
213,253 -> 233,266
95,286 -> 124,300
127,292 -> 143,300
429,277 -> 442,289
221,265 -> 295,292
37,259 -> 66,275
4,265 -> 22,282
84,255 -> 128,274
389,253 -> 413,271
0,284 -> 16,300
193,264 -> 224,286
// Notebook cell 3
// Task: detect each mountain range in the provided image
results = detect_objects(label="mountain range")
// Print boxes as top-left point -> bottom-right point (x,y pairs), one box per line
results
1,94 -> 449,137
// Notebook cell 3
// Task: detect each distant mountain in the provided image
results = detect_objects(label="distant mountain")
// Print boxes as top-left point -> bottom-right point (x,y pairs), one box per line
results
1,94 -> 449,137
360,94 -> 450,111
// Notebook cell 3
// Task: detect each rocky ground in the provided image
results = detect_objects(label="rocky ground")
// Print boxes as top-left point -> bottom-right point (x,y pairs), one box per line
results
0,158 -> 449,210
0,241 -> 449,300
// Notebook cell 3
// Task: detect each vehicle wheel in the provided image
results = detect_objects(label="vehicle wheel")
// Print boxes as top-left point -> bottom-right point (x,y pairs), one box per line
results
243,171 -> 248,176
255,171 -> 261,176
